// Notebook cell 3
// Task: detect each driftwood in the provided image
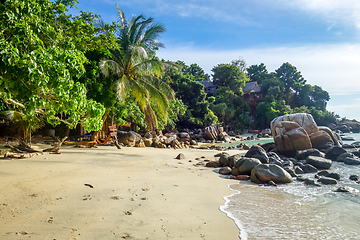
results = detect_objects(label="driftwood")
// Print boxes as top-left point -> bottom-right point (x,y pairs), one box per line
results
63,140 -> 97,147
43,136 -> 68,154
4,137 -> 68,158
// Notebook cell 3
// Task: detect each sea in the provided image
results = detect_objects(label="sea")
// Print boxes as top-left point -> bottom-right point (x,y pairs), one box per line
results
220,133 -> 360,240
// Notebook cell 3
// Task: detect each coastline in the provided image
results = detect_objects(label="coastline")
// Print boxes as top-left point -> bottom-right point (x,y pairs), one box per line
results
0,145 -> 243,239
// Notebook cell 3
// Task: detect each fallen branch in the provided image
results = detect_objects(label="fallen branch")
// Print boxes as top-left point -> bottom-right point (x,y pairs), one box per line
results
43,136 -> 68,154
63,140 -> 97,147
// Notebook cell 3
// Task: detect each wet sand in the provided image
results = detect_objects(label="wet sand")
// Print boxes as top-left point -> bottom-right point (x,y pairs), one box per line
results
0,145 -> 243,239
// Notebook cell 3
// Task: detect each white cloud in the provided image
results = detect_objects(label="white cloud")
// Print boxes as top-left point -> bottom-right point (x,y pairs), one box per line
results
279,0 -> 360,30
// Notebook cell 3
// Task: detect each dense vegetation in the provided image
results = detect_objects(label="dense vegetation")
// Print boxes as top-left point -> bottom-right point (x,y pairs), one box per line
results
0,0 -> 338,140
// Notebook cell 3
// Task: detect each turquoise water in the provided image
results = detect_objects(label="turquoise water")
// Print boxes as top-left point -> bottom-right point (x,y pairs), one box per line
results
221,133 -> 360,240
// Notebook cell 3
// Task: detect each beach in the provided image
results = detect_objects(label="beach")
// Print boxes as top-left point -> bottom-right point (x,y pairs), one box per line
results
0,145 -> 242,239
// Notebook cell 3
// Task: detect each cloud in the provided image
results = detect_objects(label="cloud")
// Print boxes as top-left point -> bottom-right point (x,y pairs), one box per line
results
279,0 -> 360,30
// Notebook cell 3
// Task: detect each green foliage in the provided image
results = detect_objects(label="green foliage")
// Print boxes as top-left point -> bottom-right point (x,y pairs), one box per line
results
0,0 -> 117,131
212,63 -> 248,94
1,110 -> 45,141
99,4 -> 175,131
253,62 -> 335,128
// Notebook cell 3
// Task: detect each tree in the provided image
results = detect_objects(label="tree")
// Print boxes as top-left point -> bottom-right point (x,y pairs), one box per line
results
275,62 -> 306,105
99,4 -> 175,131
0,0 -> 116,131
247,63 -> 268,84
212,63 -> 248,94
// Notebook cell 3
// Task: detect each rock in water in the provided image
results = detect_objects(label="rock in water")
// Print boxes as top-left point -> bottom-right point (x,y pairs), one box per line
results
335,186 -> 359,193
306,156 -> 332,170
317,177 -> 337,185
245,145 -> 269,163
250,164 -> 293,184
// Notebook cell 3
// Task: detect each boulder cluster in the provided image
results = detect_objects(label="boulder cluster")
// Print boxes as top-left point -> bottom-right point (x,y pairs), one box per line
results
206,113 -> 360,191
116,125 -> 238,149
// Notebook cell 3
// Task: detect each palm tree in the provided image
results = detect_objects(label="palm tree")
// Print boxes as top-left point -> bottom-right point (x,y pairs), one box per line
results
99,4 -> 175,131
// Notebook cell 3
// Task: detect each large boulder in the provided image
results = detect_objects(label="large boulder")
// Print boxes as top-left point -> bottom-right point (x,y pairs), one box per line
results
272,120 -> 312,152
271,113 -> 319,137
296,148 -> 325,160
306,156 -> 332,170
237,158 -> 262,175
318,177 -> 337,185
205,125 -> 218,140
117,131 -> 142,147
325,146 -> 347,160
309,130 -> 333,149
219,153 -> 231,167
244,145 -> 269,163
250,164 -> 293,184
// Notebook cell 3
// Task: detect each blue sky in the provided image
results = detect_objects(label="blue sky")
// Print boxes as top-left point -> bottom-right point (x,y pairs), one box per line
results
69,0 -> 360,121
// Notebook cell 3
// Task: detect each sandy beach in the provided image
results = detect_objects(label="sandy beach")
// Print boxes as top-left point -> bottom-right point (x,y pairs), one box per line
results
0,145 -> 243,239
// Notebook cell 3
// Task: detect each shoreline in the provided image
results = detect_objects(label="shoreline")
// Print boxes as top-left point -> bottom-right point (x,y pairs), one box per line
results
0,145 -> 243,239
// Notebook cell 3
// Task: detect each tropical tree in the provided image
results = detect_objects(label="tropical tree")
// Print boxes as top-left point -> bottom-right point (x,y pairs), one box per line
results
99,4 -> 175,131
0,0 -> 116,132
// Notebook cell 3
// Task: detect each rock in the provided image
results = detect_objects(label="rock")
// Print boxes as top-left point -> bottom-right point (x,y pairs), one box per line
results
238,158 -> 262,175
205,161 -> 221,168
343,157 -> 360,165
190,140 -> 197,145
325,146 -> 347,160
143,138 -> 153,147
285,168 -> 297,177
117,131 -> 142,147
317,170 -> 330,177
318,177 -> 337,185
335,186 -> 359,193
306,156 -> 332,170
179,132 -> 191,141
250,164 -> 293,184
301,164 -> 318,173
165,135 -> 177,145
242,144 -> 250,150
135,139 -> 145,148
231,167 -> 239,176
327,172 -> 341,180
233,175 -> 250,181
172,139 -> 183,149
349,175 -> 360,181
205,125 -> 218,140
228,154 -> 242,168
296,148 -> 325,160
271,113 -> 319,136
268,180 -> 278,186
341,136 -> 356,141
271,113 -> 318,152
245,145 -> 269,163
309,129 -> 334,149
317,126 -> 343,147
219,153 -> 231,167
219,167 -> 232,175
267,152 -> 283,166
175,153 -> 186,160
304,178 -> 321,186
294,166 -> 304,174
336,152 -> 355,162
296,176 -> 307,182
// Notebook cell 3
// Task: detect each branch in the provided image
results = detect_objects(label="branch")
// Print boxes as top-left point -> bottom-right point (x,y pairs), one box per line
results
0,93 -> 75,127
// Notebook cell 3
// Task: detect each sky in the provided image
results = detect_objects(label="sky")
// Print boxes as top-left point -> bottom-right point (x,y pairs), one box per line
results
68,0 -> 360,121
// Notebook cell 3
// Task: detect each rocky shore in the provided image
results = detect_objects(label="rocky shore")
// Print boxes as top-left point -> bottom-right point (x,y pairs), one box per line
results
205,113 -> 360,194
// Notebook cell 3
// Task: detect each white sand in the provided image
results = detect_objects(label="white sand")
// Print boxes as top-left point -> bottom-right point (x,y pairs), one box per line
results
0,145 -> 243,239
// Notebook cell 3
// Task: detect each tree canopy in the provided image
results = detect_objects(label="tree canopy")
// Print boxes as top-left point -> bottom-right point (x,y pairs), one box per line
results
0,0 -> 116,131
